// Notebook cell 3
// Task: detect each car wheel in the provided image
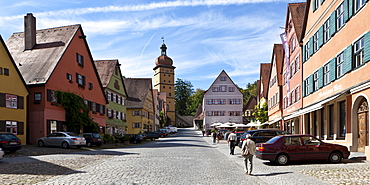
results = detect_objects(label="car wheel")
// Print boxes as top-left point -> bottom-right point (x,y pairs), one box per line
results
275,154 -> 289,165
62,142 -> 69,149
38,140 -> 45,147
86,142 -> 92,147
329,152 -> 342,163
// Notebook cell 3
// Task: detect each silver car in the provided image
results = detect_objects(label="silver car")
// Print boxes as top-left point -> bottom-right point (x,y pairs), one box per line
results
37,132 -> 86,149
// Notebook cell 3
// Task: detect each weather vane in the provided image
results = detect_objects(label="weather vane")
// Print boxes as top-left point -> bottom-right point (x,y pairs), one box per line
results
161,36 -> 165,44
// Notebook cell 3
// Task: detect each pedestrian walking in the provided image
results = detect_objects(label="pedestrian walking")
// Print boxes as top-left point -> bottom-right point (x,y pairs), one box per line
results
202,130 -> 205,136
241,134 -> 256,175
227,131 -> 237,155
212,131 -> 217,143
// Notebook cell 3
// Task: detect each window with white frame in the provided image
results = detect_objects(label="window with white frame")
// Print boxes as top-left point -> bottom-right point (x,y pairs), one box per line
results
336,52 -> 345,78
77,73 -> 85,86
290,62 -> 295,77
291,89 -> 295,103
220,99 -> 226,104
206,99 -> 212,105
291,37 -> 296,52
313,71 -> 319,91
6,94 -> 17,109
324,63 -> 330,85
76,53 -> 84,67
220,86 -> 227,92
323,19 -> 330,43
213,111 -> 219,116
296,86 -> 300,101
107,109 -> 112,117
220,111 -> 225,116
133,110 -> 141,116
113,110 -> 116,119
133,122 -> 141,128
107,91 -> 111,101
206,111 -> 212,116
117,95 -> 121,104
336,3 -> 345,30
354,37 -> 364,68
355,0 -> 366,12
305,42 -> 310,60
214,99 -> 220,104
295,56 -> 300,73
117,111 -> 121,120
304,78 -> 310,96
213,87 -> 219,92
220,76 -> 226,81
229,87 -> 235,92
313,31 -> 319,52
112,93 -> 116,103
6,121 -> 17,134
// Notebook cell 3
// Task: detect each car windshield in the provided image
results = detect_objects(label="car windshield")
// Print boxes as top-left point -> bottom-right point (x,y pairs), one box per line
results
92,133 -> 101,138
266,136 -> 281,144
67,132 -> 79,136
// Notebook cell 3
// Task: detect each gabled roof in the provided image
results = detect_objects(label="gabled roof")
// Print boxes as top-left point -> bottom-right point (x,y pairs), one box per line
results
259,63 -> 271,99
6,24 -> 80,85
94,59 -> 128,97
243,96 -> 257,111
0,35 -> 30,94
123,78 -> 152,109
270,44 -> 284,86
286,3 -> 306,41
204,70 -> 243,96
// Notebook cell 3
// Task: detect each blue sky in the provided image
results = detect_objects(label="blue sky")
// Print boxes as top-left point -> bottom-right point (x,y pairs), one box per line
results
0,0 -> 295,90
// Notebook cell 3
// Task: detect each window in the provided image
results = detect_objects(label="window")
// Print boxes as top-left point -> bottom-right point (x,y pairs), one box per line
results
355,0 -> 366,12
313,71 -> 319,91
133,122 -> 142,128
229,87 -> 235,92
323,19 -> 330,43
112,93 -> 116,103
324,63 -> 330,85
113,110 -> 116,119
6,94 -> 17,109
213,111 -> 219,116
66,73 -> 72,82
169,93 -> 171,96
4,68 -> 9,76
336,3 -> 345,30
339,101 -> 346,138
291,37 -> 296,52
88,82 -> 93,90
206,111 -> 212,116
354,38 -> 364,68
291,89 -> 295,103
107,92 -> 111,101
34,93 -> 41,101
290,62 -> 295,77
77,53 -> 84,67
295,86 -> 300,101
206,99 -> 213,105
99,104 -> 104,114
6,121 -> 17,134
133,110 -> 141,116
313,0 -> 320,11
304,42 -> 310,60
117,111 -> 121,120
220,111 -> 225,116
295,56 -> 300,73
107,109 -> 112,118
336,52 -> 344,78
235,99 -> 241,104
213,87 -> 219,92
220,76 -> 226,81
313,31 -> 319,52
214,99 -> 220,105
0,67 -> 2,75
229,99 -> 235,104
117,96 -> 121,105
76,73 -> 85,86
121,98 -> 125,105
220,86 -> 227,92
304,79 -> 310,96
220,99 -> 226,105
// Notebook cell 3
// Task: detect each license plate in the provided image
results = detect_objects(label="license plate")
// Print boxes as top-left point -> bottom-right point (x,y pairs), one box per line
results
10,142 -> 17,145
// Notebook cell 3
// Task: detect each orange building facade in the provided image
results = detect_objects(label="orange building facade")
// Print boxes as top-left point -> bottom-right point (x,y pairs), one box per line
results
301,0 -> 370,159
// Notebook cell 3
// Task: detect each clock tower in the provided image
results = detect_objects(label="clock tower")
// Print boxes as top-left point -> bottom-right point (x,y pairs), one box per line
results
153,41 -> 176,126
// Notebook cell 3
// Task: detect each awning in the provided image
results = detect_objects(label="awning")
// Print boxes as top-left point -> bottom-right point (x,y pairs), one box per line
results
267,117 -> 282,125
283,93 -> 342,121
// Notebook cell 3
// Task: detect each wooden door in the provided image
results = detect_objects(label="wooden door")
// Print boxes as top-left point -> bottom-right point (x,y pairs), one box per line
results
357,101 -> 369,152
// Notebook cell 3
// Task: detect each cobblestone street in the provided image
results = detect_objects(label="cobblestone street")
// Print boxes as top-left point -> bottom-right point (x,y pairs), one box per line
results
0,128 -> 369,185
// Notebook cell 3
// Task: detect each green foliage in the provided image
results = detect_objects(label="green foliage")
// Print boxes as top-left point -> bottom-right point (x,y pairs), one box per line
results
239,81 -> 257,107
175,78 -> 194,116
55,91 -> 98,133
253,101 -> 268,124
102,133 -> 115,143
186,89 -> 205,116
159,111 -> 166,128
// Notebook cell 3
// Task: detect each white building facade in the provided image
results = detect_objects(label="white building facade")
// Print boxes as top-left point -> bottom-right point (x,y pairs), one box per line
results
203,70 -> 243,131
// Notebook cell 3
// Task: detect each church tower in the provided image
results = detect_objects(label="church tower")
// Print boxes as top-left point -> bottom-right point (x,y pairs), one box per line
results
153,40 -> 176,126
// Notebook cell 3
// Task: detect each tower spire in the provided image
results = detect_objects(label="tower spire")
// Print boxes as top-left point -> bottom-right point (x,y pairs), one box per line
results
160,37 -> 167,56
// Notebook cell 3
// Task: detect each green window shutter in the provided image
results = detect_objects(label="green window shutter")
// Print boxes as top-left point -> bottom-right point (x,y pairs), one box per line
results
348,0 -> 353,18
330,11 -> 336,37
318,26 -> 324,47
309,37 -> 314,56
318,67 -> 324,88
309,75 -> 314,94
329,58 -> 337,82
364,32 -> 370,62
343,45 -> 353,74
17,122 -> 24,135
344,0 -> 349,22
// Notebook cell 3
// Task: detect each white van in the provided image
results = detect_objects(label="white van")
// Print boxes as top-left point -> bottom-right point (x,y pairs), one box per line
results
165,126 -> 178,134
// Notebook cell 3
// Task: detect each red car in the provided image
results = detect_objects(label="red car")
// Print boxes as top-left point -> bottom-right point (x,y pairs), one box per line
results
255,134 -> 350,165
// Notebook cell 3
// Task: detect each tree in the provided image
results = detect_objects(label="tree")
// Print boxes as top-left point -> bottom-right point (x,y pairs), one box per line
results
175,78 -> 193,116
56,91 -> 98,133
186,88 -> 205,116
253,100 -> 268,124
239,81 -> 257,107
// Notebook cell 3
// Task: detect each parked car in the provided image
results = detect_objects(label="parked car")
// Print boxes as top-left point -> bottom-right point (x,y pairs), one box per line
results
154,130 -> 168,138
238,129 -> 287,148
165,126 -> 178,133
37,132 -> 86,149
120,134 -> 143,144
80,133 -> 103,147
142,132 -> 159,141
0,147 -> 5,160
0,132 -> 22,153
235,131 -> 246,146
255,134 -> 350,165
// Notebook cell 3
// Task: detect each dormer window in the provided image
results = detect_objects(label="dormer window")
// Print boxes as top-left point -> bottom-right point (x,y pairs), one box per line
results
220,76 -> 226,81
76,53 -> 84,67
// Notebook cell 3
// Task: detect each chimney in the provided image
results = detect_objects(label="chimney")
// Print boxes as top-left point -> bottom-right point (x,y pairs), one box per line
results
24,13 -> 36,50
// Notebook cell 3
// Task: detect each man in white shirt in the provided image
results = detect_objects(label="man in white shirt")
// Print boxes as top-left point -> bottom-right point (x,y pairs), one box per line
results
227,131 -> 237,155
241,134 -> 256,175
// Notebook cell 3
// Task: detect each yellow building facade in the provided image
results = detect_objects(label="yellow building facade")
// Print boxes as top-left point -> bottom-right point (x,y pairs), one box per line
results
0,36 -> 29,144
